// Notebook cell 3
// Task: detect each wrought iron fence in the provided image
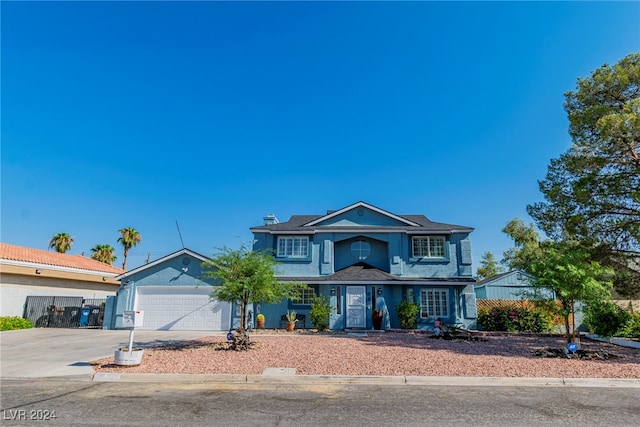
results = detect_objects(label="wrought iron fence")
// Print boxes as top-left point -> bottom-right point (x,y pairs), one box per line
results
24,296 -> 107,328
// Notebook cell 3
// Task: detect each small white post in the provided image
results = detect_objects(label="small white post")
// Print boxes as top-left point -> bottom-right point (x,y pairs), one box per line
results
127,328 -> 135,353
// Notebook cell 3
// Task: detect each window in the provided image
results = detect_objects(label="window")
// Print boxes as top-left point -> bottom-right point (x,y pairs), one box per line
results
277,236 -> 309,258
420,289 -> 448,318
350,240 -> 371,260
291,285 -> 318,305
412,236 -> 445,258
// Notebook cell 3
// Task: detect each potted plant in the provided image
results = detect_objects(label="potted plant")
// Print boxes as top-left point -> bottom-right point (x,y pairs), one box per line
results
396,299 -> 420,329
372,309 -> 384,330
256,313 -> 265,329
285,310 -> 297,332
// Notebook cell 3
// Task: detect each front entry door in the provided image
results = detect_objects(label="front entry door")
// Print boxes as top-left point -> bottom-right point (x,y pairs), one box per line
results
345,286 -> 366,328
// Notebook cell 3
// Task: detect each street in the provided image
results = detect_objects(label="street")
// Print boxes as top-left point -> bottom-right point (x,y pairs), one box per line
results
2,379 -> 639,426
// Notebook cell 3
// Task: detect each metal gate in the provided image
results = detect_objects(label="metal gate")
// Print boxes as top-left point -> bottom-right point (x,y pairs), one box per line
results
24,296 -> 107,328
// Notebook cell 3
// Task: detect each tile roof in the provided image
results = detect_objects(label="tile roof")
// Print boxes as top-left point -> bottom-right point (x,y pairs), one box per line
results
0,242 -> 125,274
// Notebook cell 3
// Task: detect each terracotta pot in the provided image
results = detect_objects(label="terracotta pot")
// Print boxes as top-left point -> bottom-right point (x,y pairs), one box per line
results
256,319 -> 265,329
286,321 -> 295,332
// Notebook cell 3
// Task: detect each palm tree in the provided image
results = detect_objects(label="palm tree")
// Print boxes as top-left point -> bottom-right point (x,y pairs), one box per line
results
91,244 -> 117,265
49,233 -> 74,253
118,227 -> 142,271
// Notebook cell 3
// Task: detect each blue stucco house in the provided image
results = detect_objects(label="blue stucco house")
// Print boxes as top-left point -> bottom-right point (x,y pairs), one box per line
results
251,201 -> 477,330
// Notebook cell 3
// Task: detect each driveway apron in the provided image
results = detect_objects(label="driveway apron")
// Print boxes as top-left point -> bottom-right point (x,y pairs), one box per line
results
0,329 -> 212,378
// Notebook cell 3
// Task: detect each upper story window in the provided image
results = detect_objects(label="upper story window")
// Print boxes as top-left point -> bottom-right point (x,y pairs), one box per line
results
277,236 -> 309,258
412,236 -> 446,258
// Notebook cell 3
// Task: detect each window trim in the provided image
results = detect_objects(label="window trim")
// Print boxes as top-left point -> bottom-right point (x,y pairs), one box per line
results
419,288 -> 449,319
410,236 -> 448,262
290,285 -> 318,306
276,236 -> 310,259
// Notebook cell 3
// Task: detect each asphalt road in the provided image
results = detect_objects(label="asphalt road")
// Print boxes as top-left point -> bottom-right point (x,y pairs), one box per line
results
2,379 -> 640,426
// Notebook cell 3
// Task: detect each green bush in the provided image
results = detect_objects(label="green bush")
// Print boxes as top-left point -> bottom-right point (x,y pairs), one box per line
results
309,296 -> 333,332
478,306 -> 552,333
584,301 -> 640,338
583,301 -> 632,337
617,314 -> 640,339
0,316 -> 34,331
396,300 -> 420,329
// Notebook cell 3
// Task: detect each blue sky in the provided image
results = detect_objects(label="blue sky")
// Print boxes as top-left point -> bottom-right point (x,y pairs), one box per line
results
2,1 -> 639,271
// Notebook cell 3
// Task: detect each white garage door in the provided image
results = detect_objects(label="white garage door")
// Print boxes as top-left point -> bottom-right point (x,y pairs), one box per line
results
135,286 -> 231,331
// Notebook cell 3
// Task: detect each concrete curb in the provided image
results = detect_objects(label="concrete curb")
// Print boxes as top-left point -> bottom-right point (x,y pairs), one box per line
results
585,334 -> 640,349
88,373 -> 640,388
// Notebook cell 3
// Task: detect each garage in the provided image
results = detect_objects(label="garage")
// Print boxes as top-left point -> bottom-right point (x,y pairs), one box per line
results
135,286 -> 231,331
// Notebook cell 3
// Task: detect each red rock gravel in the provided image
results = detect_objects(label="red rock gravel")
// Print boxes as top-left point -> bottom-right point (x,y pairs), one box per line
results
92,332 -> 640,378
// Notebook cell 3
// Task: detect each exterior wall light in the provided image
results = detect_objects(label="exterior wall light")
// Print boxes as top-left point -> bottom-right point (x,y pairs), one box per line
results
377,287 -> 383,296
35,269 -> 42,274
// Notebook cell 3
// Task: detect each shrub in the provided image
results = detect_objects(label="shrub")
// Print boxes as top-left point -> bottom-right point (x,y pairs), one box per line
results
583,301 -> 632,337
0,316 -> 34,331
617,314 -> 640,338
309,296 -> 333,332
396,300 -> 420,329
478,306 -> 552,333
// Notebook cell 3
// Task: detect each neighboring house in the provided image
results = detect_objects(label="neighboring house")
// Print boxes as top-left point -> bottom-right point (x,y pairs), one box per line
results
250,201 -> 477,330
473,269 -> 582,332
0,242 -> 123,317
474,270 -> 536,300
105,248 -> 232,331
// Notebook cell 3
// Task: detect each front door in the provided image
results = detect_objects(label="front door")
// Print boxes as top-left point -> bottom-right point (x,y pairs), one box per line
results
345,286 -> 366,328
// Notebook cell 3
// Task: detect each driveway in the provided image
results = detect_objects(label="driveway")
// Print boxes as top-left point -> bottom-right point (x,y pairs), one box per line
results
0,328 -> 213,379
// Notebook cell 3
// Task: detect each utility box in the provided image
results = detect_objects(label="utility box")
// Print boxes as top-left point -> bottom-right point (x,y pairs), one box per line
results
122,310 -> 144,328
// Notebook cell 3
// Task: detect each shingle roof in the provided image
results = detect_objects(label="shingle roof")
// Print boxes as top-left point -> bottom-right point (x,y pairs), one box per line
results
474,269 -> 533,286
0,242 -> 125,274
116,247 -> 210,279
250,202 -> 473,234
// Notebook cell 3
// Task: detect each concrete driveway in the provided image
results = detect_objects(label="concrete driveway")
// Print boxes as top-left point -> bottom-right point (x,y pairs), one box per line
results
0,328 -> 214,379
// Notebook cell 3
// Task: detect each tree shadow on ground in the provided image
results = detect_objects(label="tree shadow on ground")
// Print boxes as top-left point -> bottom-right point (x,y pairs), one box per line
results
350,332 -> 640,365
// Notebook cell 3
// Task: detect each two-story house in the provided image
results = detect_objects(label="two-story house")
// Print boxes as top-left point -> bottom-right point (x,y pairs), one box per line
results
250,201 -> 478,330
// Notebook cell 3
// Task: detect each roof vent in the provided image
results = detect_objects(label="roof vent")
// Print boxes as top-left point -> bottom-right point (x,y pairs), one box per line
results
263,213 -> 279,225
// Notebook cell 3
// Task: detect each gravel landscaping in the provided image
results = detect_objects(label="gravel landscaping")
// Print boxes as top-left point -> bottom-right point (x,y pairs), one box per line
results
92,331 -> 640,378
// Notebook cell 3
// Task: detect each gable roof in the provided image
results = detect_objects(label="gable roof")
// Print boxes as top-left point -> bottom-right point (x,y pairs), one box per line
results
474,270 -> 534,287
0,242 -> 125,275
304,201 -> 421,227
251,201 -> 474,234
327,262 -> 398,281
116,248 -> 210,280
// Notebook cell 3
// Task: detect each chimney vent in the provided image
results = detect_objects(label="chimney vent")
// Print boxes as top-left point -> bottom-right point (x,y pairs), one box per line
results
263,213 -> 279,225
